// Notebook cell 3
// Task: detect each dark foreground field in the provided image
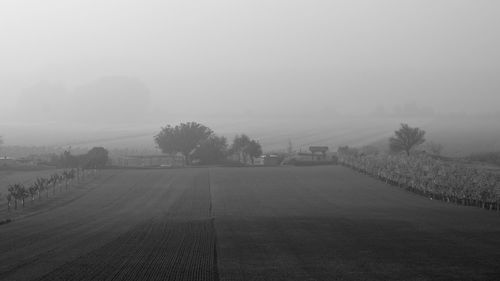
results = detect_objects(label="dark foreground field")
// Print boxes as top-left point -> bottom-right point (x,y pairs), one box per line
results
1,166 -> 499,281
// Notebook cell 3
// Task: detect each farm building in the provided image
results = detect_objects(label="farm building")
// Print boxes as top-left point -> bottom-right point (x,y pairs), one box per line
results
0,157 -> 21,168
253,154 -> 282,166
114,154 -> 185,168
294,152 -> 337,161
282,146 -> 338,165
226,152 -> 254,165
227,152 -> 282,166
308,146 -> 329,160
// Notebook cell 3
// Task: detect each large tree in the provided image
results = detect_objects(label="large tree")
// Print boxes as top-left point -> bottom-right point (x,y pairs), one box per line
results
244,140 -> 262,165
192,135 -> 228,164
154,122 -> 213,165
83,147 -> 109,168
231,134 -> 251,163
231,134 -> 262,164
389,123 -> 426,156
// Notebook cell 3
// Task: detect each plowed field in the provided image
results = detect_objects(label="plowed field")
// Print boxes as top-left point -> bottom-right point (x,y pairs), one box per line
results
1,166 -> 500,281
0,169 -> 217,281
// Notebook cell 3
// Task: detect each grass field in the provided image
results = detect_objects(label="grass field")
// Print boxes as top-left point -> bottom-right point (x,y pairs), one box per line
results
1,166 -> 499,280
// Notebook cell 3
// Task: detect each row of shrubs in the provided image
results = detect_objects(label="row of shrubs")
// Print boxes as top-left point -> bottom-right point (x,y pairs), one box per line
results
337,146 -> 500,211
4,168 -> 95,211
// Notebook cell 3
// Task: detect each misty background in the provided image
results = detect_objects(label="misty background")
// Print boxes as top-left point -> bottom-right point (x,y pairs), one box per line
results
1,0 -> 499,155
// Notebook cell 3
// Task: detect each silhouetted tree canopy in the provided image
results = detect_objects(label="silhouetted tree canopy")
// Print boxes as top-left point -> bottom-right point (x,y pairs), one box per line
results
53,147 -> 109,168
231,134 -> 262,164
230,134 -> 250,163
154,122 -> 213,165
84,147 -> 109,168
192,135 -> 228,164
389,123 -> 426,156
244,140 -> 262,164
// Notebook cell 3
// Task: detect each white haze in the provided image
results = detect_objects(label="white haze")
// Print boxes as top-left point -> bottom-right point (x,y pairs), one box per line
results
0,0 -> 499,150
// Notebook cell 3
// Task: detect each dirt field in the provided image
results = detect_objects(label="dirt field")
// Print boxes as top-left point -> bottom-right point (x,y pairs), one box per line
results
1,166 -> 499,280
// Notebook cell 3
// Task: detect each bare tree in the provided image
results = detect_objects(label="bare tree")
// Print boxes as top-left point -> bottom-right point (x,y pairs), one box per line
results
7,184 -> 18,210
28,184 -> 37,203
34,177 -> 46,199
8,184 -> 28,209
389,123 -> 426,156
50,174 -> 59,195
6,194 -> 12,212
19,185 -> 28,208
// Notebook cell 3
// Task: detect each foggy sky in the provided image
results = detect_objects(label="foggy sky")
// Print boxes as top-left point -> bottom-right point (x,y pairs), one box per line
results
1,0 -> 500,123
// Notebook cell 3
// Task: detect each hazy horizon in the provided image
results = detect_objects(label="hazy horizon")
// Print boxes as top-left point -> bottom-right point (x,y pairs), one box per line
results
1,1 -> 500,152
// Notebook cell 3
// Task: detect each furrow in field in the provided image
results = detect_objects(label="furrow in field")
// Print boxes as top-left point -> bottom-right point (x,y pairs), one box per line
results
33,220 -> 217,281
24,168 -> 218,281
0,169 -> 181,281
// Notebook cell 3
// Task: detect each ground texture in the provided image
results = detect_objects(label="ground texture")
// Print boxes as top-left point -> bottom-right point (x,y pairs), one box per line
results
1,166 -> 499,281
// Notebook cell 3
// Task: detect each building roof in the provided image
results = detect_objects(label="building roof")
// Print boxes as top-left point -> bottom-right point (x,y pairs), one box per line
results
309,146 -> 329,153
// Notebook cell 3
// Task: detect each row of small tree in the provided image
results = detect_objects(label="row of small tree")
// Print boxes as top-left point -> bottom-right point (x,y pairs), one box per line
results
4,168 -> 94,211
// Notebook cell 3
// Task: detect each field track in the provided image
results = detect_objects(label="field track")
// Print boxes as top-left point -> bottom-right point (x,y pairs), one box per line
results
1,166 -> 500,280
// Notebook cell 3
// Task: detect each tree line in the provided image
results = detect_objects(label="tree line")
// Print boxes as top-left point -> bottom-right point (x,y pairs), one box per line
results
52,147 -> 110,169
3,168 -> 96,212
154,122 -> 262,165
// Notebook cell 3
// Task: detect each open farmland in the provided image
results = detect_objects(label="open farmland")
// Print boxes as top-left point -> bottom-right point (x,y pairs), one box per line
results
1,166 -> 500,280
4,115 -> 500,157
0,169 -> 218,281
